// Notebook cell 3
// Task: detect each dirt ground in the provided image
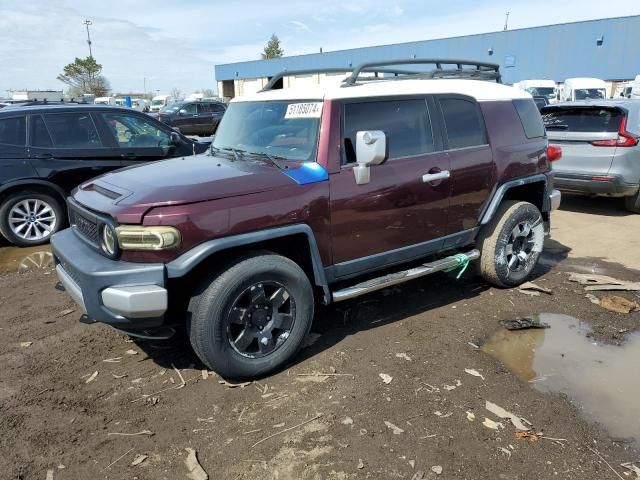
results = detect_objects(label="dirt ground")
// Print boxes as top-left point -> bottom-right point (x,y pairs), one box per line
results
1,196 -> 639,480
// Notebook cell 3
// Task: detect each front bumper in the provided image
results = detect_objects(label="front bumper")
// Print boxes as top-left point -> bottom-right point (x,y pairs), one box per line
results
554,173 -> 639,197
51,228 -> 168,329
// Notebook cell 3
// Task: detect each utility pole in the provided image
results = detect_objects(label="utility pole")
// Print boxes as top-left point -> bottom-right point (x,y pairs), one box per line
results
83,19 -> 93,58
503,12 -> 510,31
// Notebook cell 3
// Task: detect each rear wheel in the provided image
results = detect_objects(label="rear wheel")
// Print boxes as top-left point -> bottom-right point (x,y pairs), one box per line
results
625,191 -> 640,214
0,191 -> 64,247
188,253 -> 314,379
477,201 -> 545,287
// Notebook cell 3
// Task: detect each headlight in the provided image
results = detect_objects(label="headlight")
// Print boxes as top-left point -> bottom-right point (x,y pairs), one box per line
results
115,226 -> 181,251
101,224 -> 117,256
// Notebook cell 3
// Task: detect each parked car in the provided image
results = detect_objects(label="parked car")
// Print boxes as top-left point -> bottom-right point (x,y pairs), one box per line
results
514,79 -> 559,104
0,104 -> 211,246
150,95 -> 175,112
51,59 -> 561,378
542,100 -> 640,213
561,78 -> 607,101
156,100 -> 226,136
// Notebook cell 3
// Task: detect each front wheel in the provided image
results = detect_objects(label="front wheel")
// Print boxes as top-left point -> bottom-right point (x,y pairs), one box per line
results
0,191 -> 64,247
188,253 -> 314,379
476,201 -> 545,287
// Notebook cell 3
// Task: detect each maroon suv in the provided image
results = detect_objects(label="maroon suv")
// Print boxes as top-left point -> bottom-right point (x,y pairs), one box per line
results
51,60 -> 561,378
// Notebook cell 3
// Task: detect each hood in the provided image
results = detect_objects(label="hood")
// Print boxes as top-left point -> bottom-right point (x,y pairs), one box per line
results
74,153 -> 297,223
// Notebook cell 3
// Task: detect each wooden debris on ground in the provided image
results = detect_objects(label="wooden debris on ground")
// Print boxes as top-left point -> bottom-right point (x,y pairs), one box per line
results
131,454 -> 148,466
518,281 -> 553,295
107,430 -> 154,437
599,295 -> 640,314
464,368 -> 485,380
57,308 -> 75,317
251,414 -> 323,447
184,448 -> 209,480
568,273 -> 640,291
85,371 -> 98,384
384,420 -> 405,435
485,400 -> 531,431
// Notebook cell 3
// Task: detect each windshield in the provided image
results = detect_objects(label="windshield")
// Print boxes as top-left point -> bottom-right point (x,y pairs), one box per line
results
152,99 -> 165,106
213,100 -> 322,162
527,87 -> 556,99
160,103 -> 182,113
574,88 -> 606,100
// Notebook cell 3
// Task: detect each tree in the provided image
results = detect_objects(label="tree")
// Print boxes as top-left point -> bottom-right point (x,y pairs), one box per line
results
261,34 -> 284,59
170,87 -> 183,100
57,57 -> 111,96
200,88 -> 216,98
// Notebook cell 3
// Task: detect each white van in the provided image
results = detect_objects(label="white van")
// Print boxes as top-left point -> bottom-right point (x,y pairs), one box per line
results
516,79 -> 558,103
630,75 -> 640,100
94,96 -> 116,105
150,95 -> 175,112
561,78 -> 607,101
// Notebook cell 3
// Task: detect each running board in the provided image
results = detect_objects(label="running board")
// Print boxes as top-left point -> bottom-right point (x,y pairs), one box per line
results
332,249 -> 480,302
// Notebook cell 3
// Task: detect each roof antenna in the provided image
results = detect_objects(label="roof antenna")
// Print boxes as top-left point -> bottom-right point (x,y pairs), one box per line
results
503,12 -> 510,31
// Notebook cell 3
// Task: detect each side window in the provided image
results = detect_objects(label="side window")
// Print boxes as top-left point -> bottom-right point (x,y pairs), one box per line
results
439,98 -> 487,149
212,103 -> 226,113
0,116 -> 26,146
43,113 -> 103,148
30,115 -> 53,148
100,113 -> 170,148
513,99 -> 545,138
343,99 -> 435,164
197,103 -> 212,113
181,103 -> 197,114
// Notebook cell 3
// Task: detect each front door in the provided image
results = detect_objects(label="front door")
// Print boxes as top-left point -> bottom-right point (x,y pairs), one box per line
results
329,97 -> 451,279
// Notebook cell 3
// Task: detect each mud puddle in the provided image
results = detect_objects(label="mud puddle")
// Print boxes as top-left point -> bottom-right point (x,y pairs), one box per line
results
0,245 -> 53,273
483,313 -> 640,444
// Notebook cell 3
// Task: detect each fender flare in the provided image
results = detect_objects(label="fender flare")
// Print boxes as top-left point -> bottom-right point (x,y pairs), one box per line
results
0,179 -> 67,202
166,224 -> 330,303
480,173 -> 550,225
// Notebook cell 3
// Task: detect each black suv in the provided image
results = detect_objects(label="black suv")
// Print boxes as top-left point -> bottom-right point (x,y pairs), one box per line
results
0,104 -> 210,246
156,100 -> 226,136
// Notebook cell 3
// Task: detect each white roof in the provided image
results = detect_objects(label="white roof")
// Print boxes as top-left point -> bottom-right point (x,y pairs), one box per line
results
233,79 -> 531,103
519,79 -> 556,87
564,77 -> 607,88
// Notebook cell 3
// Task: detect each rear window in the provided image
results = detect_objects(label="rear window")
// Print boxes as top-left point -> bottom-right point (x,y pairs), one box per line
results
541,107 -> 622,133
439,98 -> 487,149
0,116 -> 26,146
513,99 -> 545,138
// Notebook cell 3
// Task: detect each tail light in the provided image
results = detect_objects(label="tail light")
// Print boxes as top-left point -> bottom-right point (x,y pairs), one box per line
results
591,116 -> 639,147
546,144 -> 562,162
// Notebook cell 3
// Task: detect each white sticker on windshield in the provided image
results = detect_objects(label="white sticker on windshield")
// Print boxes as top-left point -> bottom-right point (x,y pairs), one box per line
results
284,102 -> 323,119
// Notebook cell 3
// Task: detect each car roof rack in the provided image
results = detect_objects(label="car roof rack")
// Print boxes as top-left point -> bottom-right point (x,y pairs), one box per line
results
260,66 -> 422,92
259,58 -> 501,92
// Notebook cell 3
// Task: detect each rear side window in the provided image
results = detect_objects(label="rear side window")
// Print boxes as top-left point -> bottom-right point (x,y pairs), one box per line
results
43,113 -> 103,148
0,116 -> 26,146
343,99 -> 435,163
197,103 -> 212,113
30,115 -> 53,147
513,99 -> 546,138
212,103 -> 226,113
439,98 -> 487,149
541,107 -> 622,133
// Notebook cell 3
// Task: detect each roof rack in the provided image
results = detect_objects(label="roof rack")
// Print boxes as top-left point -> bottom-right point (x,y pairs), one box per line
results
259,58 -> 501,92
260,66 -> 422,92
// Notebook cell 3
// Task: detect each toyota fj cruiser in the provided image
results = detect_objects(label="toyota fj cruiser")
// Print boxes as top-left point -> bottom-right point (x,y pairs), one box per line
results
51,60 -> 562,378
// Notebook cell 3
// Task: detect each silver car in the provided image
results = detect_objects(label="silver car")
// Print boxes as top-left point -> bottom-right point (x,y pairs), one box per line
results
541,100 -> 640,213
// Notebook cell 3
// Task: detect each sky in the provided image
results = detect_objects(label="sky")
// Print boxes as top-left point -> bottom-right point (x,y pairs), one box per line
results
1,0 -> 639,97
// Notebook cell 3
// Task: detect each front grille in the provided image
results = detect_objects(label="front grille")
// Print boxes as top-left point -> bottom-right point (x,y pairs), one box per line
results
70,208 -> 99,245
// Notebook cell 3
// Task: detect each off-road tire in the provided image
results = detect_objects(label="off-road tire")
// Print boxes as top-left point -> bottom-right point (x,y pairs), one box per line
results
476,201 -> 544,287
187,253 -> 314,379
625,191 -> 640,214
0,191 -> 65,247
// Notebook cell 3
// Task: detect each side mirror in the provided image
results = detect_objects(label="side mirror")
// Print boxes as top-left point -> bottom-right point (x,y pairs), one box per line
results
170,131 -> 181,144
179,109 -> 187,115
353,130 -> 387,185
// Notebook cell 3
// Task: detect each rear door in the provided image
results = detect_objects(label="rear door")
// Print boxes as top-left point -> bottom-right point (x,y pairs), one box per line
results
329,97 -> 451,277
28,111 -> 122,192
195,103 -> 215,135
542,106 -> 623,175
0,114 -> 34,184
173,103 -> 198,134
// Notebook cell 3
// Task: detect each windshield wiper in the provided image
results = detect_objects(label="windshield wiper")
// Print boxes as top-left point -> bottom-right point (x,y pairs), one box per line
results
545,124 -> 569,130
212,146 -> 246,161
249,151 -> 291,170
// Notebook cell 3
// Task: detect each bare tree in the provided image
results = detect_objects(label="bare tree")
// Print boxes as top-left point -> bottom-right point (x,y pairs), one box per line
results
200,88 -> 217,98
170,87 -> 183,100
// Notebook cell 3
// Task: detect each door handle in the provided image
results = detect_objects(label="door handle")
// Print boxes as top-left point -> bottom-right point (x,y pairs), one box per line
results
422,170 -> 450,183
121,153 -> 138,160
34,153 -> 53,159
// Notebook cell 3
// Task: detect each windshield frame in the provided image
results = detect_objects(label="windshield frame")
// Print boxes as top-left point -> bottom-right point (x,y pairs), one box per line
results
212,99 -> 323,163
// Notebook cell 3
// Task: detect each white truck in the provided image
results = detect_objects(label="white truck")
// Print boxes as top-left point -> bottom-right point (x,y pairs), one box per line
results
514,80 -> 558,103
561,78 -> 607,101
94,96 -> 117,105
150,95 -> 175,112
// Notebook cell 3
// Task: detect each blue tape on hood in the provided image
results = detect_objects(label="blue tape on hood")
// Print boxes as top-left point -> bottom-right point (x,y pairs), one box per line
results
283,162 -> 329,185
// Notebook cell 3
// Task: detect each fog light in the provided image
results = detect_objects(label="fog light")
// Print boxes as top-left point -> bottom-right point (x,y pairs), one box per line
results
115,226 -> 181,251
101,224 -> 117,256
